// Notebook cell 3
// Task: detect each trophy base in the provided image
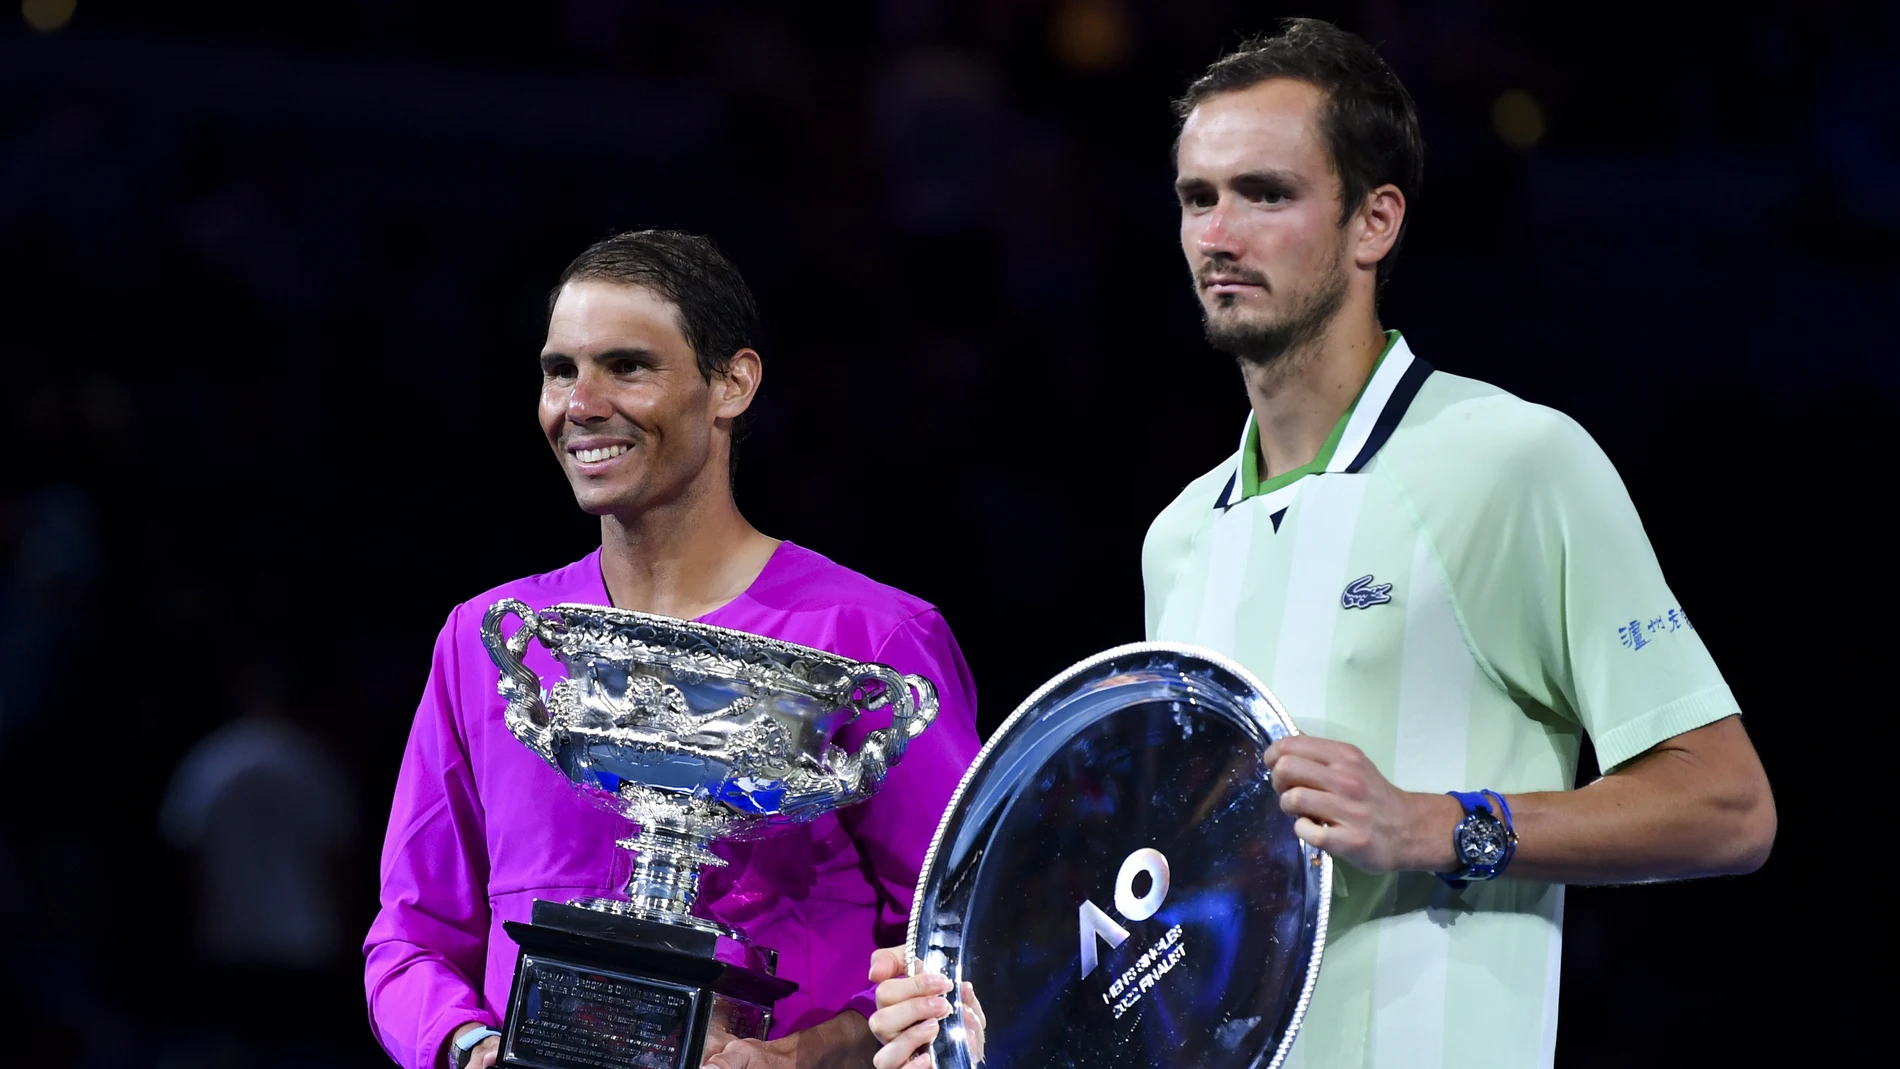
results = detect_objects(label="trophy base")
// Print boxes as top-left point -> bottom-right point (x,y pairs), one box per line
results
499,901 -> 798,1069
569,895 -> 744,941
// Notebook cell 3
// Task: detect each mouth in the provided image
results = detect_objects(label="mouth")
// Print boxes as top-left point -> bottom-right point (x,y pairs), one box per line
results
571,444 -> 630,463
1198,262 -> 1268,296
565,441 -> 634,472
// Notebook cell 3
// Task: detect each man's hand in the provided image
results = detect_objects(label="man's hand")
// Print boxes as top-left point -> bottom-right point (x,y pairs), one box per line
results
1263,735 -> 1456,874
703,1036 -> 791,1069
703,1019 -> 737,1061
867,946 -> 951,1069
702,1010 -> 876,1069
447,1023 -> 500,1069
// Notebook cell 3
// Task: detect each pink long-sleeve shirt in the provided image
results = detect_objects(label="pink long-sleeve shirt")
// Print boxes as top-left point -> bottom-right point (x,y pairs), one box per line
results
363,543 -> 982,1069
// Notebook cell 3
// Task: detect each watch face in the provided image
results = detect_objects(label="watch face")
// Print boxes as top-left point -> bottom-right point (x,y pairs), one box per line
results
1458,813 -> 1507,867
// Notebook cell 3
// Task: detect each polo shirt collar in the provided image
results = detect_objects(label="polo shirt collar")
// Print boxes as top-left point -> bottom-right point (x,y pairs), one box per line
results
1213,332 -> 1433,510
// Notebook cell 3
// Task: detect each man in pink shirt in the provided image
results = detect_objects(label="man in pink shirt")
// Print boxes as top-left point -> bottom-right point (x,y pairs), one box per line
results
364,229 -> 982,1069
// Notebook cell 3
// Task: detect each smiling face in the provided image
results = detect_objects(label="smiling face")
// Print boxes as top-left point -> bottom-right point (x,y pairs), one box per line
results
538,281 -> 755,518
1175,78 -> 1354,367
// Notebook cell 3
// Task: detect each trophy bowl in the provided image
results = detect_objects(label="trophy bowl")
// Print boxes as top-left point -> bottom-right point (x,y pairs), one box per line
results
481,598 -> 940,934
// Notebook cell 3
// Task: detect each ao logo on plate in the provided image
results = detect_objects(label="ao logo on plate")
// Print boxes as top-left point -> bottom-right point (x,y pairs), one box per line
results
1078,848 -> 1170,979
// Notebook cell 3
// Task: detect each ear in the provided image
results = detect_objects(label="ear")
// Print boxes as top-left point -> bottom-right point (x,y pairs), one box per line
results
1352,183 -> 1406,273
711,348 -> 762,420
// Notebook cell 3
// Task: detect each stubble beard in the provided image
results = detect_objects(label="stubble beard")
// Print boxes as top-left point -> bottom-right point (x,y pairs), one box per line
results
1200,253 -> 1349,383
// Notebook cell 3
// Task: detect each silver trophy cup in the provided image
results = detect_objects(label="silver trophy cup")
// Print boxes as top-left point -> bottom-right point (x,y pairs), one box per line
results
480,598 -> 940,1069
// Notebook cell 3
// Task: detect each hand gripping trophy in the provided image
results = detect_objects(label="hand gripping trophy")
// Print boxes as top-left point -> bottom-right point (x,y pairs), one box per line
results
480,598 -> 940,1069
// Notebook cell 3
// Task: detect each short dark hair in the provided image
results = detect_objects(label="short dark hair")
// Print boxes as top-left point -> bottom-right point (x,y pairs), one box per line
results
1174,18 -> 1424,287
550,229 -> 760,381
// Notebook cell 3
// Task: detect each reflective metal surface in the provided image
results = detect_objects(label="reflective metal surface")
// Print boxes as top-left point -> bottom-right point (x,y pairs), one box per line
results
481,598 -> 940,932
909,643 -> 1330,1069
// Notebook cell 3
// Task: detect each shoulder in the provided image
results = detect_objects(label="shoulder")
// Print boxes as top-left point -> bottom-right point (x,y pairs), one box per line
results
1395,371 -> 1593,460
1383,370 -> 1615,498
1378,369 -> 1645,590
1142,455 -> 1235,566
440,549 -> 606,636
750,543 -> 938,623
739,542 -> 953,662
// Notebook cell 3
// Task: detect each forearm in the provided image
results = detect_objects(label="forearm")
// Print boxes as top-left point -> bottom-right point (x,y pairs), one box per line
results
706,1010 -> 877,1069
1405,718 -> 1776,884
801,1010 -> 878,1069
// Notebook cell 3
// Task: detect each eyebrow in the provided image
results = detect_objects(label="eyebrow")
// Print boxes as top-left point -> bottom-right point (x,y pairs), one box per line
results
1174,168 -> 1306,196
1231,169 -> 1302,191
539,346 -> 660,370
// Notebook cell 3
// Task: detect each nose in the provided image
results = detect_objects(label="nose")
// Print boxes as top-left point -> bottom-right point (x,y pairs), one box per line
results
1196,199 -> 1242,260
566,368 -> 610,423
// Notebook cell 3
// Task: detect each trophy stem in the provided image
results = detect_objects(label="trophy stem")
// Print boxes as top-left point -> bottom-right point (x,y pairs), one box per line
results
619,826 -> 725,923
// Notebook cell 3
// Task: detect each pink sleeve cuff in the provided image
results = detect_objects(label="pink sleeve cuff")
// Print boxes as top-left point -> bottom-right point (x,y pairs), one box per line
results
425,1009 -> 499,1069
844,981 -> 880,1025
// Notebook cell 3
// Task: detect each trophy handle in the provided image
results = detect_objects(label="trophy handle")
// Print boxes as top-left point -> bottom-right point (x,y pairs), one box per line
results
839,667 -> 940,802
480,598 -> 557,763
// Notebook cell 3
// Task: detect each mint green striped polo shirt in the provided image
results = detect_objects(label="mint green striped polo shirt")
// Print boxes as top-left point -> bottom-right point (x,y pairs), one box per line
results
1142,333 -> 1740,1069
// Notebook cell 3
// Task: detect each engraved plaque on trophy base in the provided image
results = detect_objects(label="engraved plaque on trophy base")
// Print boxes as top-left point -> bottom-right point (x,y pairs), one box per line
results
500,902 -> 798,1069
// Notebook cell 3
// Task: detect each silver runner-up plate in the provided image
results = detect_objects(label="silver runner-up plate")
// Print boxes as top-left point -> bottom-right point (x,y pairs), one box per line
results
908,642 -> 1331,1069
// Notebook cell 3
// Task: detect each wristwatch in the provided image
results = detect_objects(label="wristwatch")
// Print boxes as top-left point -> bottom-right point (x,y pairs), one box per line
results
451,1026 -> 502,1069
1439,789 -> 1517,889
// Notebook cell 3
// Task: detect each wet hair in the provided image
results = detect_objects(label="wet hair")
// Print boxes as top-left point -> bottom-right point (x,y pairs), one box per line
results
1175,18 -> 1424,287
551,229 -> 760,381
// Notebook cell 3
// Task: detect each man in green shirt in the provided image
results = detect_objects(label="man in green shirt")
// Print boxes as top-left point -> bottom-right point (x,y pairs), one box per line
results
869,17 -> 1774,1069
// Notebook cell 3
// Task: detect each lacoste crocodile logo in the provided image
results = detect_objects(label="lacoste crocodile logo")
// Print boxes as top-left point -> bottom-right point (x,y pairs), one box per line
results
1341,574 -> 1394,609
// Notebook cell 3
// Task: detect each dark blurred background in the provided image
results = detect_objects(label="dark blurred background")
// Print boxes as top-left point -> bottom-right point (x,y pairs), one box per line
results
2,0 -> 1892,1066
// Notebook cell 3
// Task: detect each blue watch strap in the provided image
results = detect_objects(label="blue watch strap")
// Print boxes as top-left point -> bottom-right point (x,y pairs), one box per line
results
1447,791 -> 1492,820
1439,789 -> 1517,889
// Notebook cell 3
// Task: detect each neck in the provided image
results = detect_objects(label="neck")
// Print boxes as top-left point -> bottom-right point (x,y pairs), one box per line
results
1243,310 -> 1387,480
597,475 -> 779,620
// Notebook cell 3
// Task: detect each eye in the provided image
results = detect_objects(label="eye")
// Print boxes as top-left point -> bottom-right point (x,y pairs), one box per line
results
543,360 -> 576,380
1176,183 -> 1216,210
611,358 -> 644,375
1250,189 -> 1289,205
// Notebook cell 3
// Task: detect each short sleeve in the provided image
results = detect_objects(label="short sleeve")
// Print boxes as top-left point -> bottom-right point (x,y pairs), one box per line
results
1448,410 -> 1741,770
